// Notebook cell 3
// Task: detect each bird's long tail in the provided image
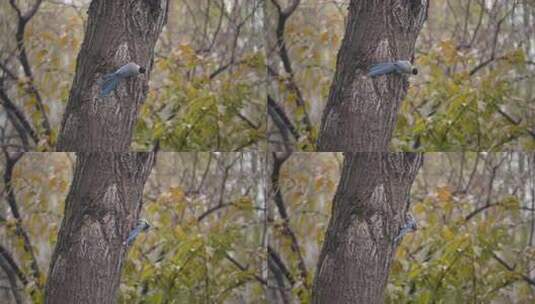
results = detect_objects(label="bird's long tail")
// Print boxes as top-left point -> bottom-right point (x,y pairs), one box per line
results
124,227 -> 141,246
124,233 -> 137,246
100,74 -> 119,97
368,63 -> 396,77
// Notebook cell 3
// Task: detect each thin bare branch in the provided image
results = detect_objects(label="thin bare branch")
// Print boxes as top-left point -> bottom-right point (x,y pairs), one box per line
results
270,152 -> 309,288
491,251 -> 535,286
9,0 -> 51,138
2,151 -> 41,285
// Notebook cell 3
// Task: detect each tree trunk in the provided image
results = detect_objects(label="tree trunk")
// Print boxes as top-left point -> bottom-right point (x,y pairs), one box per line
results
44,153 -> 155,304
56,0 -> 168,151
317,0 -> 429,151
312,152 -> 423,304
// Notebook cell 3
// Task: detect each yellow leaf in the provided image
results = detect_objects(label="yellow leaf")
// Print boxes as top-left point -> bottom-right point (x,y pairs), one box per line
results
436,186 -> 452,202
439,40 -> 458,64
413,203 -> 425,215
441,226 -> 454,240
36,49 -> 48,63
320,31 -> 329,43
169,186 -> 184,201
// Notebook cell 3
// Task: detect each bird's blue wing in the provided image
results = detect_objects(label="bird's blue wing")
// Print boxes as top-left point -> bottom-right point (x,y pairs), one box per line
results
368,63 -> 396,77
124,226 -> 143,246
100,75 -> 119,97
394,226 -> 410,243
369,63 -> 391,71
102,73 -> 115,81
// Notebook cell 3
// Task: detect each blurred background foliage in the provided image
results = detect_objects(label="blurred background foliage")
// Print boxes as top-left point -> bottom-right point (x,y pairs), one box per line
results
0,152 -> 267,303
267,0 -> 535,151
0,0 -> 266,151
268,152 -> 535,303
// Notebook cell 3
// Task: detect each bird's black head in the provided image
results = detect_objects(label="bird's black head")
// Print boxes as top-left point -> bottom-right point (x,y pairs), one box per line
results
412,68 -> 418,75
139,67 -> 146,74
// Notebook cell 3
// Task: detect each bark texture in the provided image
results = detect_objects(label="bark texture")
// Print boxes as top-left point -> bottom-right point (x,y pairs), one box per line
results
317,0 -> 429,151
312,153 -> 423,304
44,153 -> 155,304
56,0 -> 168,151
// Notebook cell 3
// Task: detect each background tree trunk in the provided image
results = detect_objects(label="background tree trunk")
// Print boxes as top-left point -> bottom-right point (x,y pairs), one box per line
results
312,153 -> 423,304
44,153 -> 155,304
317,0 -> 429,151
56,0 -> 168,151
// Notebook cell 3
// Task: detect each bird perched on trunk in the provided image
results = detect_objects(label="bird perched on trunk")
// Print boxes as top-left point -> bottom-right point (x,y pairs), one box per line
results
368,60 -> 417,77
123,219 -> 150,246
393,213 -> 417,246
100,62 -> 145,97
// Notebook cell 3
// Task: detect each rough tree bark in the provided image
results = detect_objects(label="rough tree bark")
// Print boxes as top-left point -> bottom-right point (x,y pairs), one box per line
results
312,153 -> 423,304
56,0 -> 168,151
44,153 -> 155,304
317,0 -> 429,151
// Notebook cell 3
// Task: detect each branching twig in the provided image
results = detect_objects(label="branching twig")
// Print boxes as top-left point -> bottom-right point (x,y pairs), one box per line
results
268,256 -> 291,304
0,245 -> 28,286
268,94 -> 299,141
197,202 -> 233,222
464,201 -> 501,221
2,151 -> 41,285
224,252 -> 267,286
270,0 -> 313,140
495,107 -> 535,140
270,152 -> 309,289
0,255 -> 23,304
268,245 -> 295,286
8,0 -> 51,137
491,251 -> 535,286
0,86 -> 38,146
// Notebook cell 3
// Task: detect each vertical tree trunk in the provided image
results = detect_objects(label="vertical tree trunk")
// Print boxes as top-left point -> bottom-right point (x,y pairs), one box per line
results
44,153 -> 155,304
56,0 -> 168,151
312,153 -> 422,304
317,0 -> 428,151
